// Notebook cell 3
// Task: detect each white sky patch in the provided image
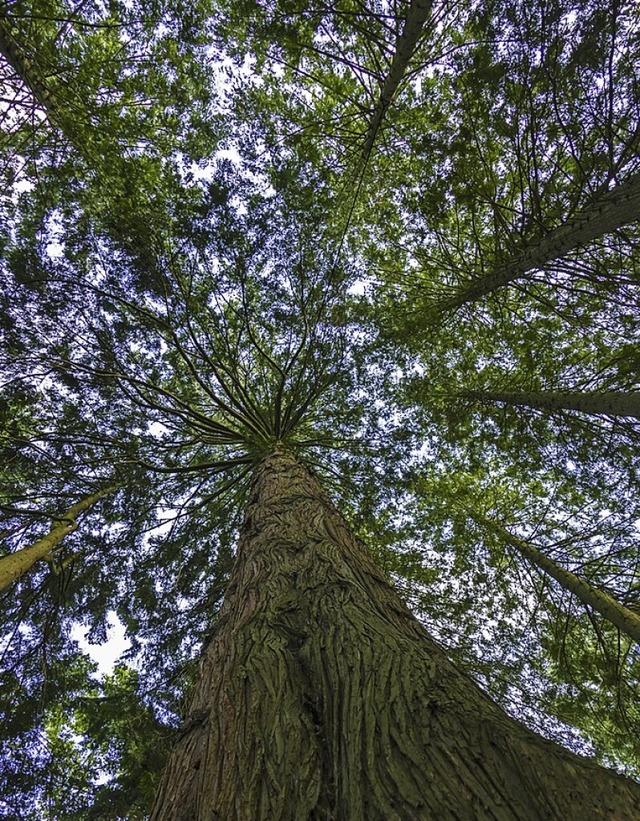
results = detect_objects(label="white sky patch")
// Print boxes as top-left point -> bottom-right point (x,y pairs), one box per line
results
71,611 -> 131,678
46,241 -> 64,259
181,145 -> 275,198
215,147 -> 242,165
230,194 -> 248,216
148,420 -> 170,438
148,511 -> 177,540
412,440 -> 433,461
13,179 -> 35,193
43,210 -> 66,259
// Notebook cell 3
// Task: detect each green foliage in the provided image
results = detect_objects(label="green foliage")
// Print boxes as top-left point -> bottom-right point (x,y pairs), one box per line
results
1,0 -> 640,814
1,659 -> 173,820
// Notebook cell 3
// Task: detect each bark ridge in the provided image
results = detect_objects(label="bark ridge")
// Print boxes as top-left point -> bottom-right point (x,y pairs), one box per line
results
151,451 -> 640,820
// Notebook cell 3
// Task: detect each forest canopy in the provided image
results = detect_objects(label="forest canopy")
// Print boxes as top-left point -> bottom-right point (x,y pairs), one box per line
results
0,0 -> 639,817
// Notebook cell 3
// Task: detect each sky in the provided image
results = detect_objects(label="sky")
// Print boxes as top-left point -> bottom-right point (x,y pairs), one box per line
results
71,611 -> 131,678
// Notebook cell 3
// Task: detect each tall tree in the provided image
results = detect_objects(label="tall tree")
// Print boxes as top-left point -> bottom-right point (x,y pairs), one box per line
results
433,171 -> 640,312
151,448 -> 640,820
460,389 -> 640,420
0,484 -> 118,591
468,509 -> 640,646
2,0 -> 640,815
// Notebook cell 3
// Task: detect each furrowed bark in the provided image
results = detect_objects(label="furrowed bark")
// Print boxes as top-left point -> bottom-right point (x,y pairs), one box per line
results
362,0 -> 432,164
461,389 -> 640,420
439,171 -> 640,312
473,512 -> 640,647
0,485 -> 118,590
151,450 -> 640,820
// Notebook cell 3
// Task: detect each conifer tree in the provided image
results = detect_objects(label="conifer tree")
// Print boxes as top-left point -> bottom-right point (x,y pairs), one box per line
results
1,0 -> 640,816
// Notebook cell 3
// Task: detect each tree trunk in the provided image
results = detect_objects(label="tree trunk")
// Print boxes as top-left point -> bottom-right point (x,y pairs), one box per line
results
150,449 -> 640,820
462,389 -> 640,420
362,0 -> 432,164
0,14 -> 62,129
439,172 -> 640,311
471,511 -> 640,646
0,485 -> 118,590
0,11 -> 107,168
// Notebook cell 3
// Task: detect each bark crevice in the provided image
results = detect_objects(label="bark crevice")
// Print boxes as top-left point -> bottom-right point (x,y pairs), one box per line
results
151,450 -> 640,820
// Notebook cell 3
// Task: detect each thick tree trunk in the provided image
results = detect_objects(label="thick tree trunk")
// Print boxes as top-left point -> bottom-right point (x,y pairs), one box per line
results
362,0 -> 432,164
439,172 -> 640,311
151,449 -> 640,820
462,389 -> 640,420
0,485 -> 117,590
471,512 -> 640,646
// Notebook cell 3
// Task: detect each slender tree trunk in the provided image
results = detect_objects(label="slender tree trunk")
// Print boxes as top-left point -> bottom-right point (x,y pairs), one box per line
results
150,450 -> 640,820
0,14 -> 62,128
0,485 -> 118,590
471,511 -> 640,646
0,12 -> 103,166
461,389 -> 640,419
362,0 -> 432,164
439,172 -> 640,311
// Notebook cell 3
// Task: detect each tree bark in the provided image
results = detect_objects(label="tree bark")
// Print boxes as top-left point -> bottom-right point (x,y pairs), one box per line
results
471,511 -> 640,646
461,389 -> 640,420
362,0 -> 432,164
150,449 -> 640,820
438,172 -> 640,312
0,14 -> 63,129
0,485 -> 118,590
0,11 -> 103,166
